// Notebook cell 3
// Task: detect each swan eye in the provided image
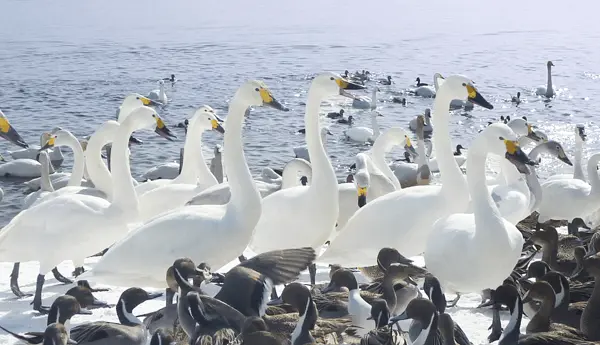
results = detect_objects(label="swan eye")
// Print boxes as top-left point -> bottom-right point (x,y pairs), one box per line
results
330,77 -> 335,81
255,88 -> 259,92
462,83 -> 466,87
136,97 -> 140,100
498,136 -> 505,140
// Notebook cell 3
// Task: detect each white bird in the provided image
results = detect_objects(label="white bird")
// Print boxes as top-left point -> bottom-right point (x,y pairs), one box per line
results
352,87 -> 378,109
546,124 -> 587,182
294,127 -> 332,161
433,73 -> 474,110
0,106 -> 172,312
318,75 -> 493,267
344,111 -> 382,143
79,80 -> 288,288
136,107 -> 225,222
148,80 -> 168,104
424,125 -> 531,300
8,131 -> 65,167
408,108 -> 433,133
139,161 -> 180,181
249,73 -> 364,259
0,156 -> 55,178
536,61 -> 556,98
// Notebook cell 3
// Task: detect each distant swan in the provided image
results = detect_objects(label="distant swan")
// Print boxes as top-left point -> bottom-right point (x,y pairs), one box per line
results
148,80 -> 168,104
536,61 -> 555,98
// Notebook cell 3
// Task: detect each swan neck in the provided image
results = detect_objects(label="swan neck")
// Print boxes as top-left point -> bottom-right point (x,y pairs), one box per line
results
525,146 -> 544,213
547,65 -> 553,93
370,131 -> 401,189
466,136 -> 500,218
40,155 -> 54,192
65,135 -> 85,187
432,90 -> 467,192
371,113 -> 380,139
86,123 -> 116,199
110,118 -> 139,215
574,139 -> 584,180
305,88 -> 337,190
587,154 -> 600,192
225,98 -> 261,212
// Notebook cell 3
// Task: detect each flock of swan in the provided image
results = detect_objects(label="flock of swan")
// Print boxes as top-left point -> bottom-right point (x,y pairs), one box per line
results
2,60 -> 600,345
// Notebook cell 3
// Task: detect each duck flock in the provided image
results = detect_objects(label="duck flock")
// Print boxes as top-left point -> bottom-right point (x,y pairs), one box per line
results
1,61 -> 600,345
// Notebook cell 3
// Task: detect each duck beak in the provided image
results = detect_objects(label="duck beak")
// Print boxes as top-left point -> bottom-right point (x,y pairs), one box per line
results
129,136 -> 143,145
78,308 -> 93,315
0,118 -> 29,148
389,311 -> 409,325
154,118 -> 177,141
357,187 -> 367,208
521,292 -> 532,304
259,88 -> 289,111
466,84 -> 494,110
67,339 -> 79,345
557,149 -> 573,166
211,119 -> 225,134
337,77 -> 366,99
147,291 -> 164,300
321,282 -> 337,293
504,140 -> 536,174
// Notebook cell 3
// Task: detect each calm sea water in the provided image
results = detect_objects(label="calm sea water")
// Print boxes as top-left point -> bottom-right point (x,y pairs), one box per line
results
1,0 -> 600,225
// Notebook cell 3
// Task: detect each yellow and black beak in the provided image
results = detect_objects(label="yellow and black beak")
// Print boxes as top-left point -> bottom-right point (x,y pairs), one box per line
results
557,147 -> 573,166
211,119 -> 225,134
259,87 -> 289,112
504,139 -> 536,174
357,187 -> 367,208
404,137 -> 418,158
154,117 -> 177,141
466,84 -> 493,110
39,136 -> 56,151
336,77 -> 366,99
0,117 -> 29,148
526,124 -> 544,142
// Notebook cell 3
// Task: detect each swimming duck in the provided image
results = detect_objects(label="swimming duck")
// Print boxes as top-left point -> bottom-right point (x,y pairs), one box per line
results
536,61 -> 556,98
379,76 -> 392,85
68,287 -> 163,345
0,109 -> 29,148
148,80 -> 168,104
327,108 -> 345,119
512,92 -> 521,104
392,97 -> 406,105
389,298 -> 443,345
0,295 -> 91,344
338,114 -> 353,124
415,77 -> 428,87
163,74 -> 177,84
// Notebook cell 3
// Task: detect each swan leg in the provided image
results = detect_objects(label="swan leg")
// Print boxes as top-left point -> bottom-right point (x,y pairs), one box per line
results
166,287 -> 176,306
446,293 -> 461,308
51,267 -> 73,284
308,263 -> 317,286
10,262 -> 33,298
72,266 -> 85,277
31,274 -> 50,314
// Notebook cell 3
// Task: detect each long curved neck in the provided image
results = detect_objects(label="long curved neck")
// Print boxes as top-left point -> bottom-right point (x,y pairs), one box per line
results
432,89 -> 467,191
40,154 -> 54,192
574,139 -> 585,181
175,120 -> 216,186
416,137 -> 427,167
525,145 -> 546,213
370,113 -> 380,139
371,130 -> 401,189
305,88 -> 337,191
110,118 -> 139,213
587,154 -> 600,193
64,134 -> 86,187
467,136 -> 502,227
225,98 -> 261,213
85,121 -> 118,199
160,84 -> 166,99
546,65 -> 553,95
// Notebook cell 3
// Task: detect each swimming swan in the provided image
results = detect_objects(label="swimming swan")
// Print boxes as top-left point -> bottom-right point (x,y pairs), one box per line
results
0,106 -> 174,312
249,73 -> 364,257
424,125 -> 532,297
79,80 -> 288,288
344,111 -> 383,143
148,80 -> 168,104
0,155 -> 55,178
9,132 -> 64,168
546,124 -> 587,182
408,108 -> 432,133
136,107 -> 225,222
536,61 -> 556,98
352,87 -> 378,109
317,75 -> 493,267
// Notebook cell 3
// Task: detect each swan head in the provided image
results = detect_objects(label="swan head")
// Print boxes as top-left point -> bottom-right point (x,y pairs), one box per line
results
118,94 -> 159,122
436,75 -> 493,110
0,110 -> 29,148
354,153 -> 370,208
128,106 -> 176,141
40,130 -> 73,151
311,72 -> 365,99
547,61 -> 554,68
237,80 -> 289,111
576,124 -> 587,142
538,140 -> 572,166
191,105 -> 225,134
483,123 -> 535,173
158,79 -> 165,86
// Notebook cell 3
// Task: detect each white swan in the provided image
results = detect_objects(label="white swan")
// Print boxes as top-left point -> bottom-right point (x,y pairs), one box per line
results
135,105 -> 223,197
0,156 -> 55,178
21,129 -> 87,209
352,87 -> 378,109
535,61 -> 555,98
148,80 -> 168,104
140,161 -> 180,181
537,152 -> 600,228
136,108 -> 225,222
80,80 -> 288,288
317,75 -> 493,266
408,108 -> 432,133
0,109 -> 29,148
344,111 -> 382,143
0,106 -> 172,312
8,132 -> 64,167
186,158 -> 312,206
386,130 -> 427,188
370,127 -> 418,191
546,124 -> 586,182
294,127 -> 332,162
423,125 -> 531,295
413,78 -> 436,98
210,144 -> 223,183
22,151 -> 54,209
427,144 -> 467,173
249,72 -> 364,255
433,73 -> 474,110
